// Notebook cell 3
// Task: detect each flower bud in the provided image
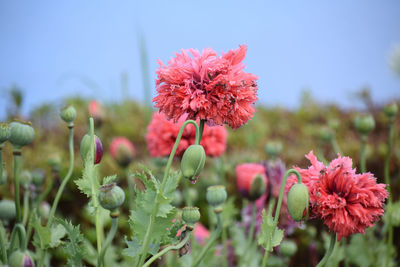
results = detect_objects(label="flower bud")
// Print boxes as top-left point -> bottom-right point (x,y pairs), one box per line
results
265,141 -> 282,158
180,145 -> 206,183
354,115 -> 375,135
47,154 -> 62,172
318,126 -> 333,142
287,183 -> 309,222
171,190 -> 183,207
98,183 -> 125,215
0,122 -> 11,145
31,169 -> 45,187
20,170 -> 32,189
9,250 -> 35,267
9,121 -> 35,148
249,175 -> 266,201
80,134 -> 103,165
206,185 -> 227,212
0,199 -> 16,221
60,105 -> 76,125
39,202 -> 50,220
182,206 -> 200,229
279,240 -> 298,257
109,137 -> 135,168
384,103 -> 398,119
89,100 -> 105,127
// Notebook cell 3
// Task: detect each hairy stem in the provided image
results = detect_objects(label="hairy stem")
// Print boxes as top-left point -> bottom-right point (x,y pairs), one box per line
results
143,231 -> 191,267
316,232 -> 336,267
97,217 -> 119,267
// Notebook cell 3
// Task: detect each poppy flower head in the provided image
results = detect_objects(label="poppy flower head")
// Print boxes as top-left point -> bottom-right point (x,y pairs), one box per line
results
236,163 -> 268,200
109,137 -> 135,167
193,223 -> 210,245
153,45 -> 258,129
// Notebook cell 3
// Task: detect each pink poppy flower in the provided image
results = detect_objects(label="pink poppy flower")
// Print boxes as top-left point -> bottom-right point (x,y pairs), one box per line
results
146,113 -> 227,158
109,137 -> 135,167
153,45 -> 258,129
193,223 -> 210,245
236,163 -> 268,200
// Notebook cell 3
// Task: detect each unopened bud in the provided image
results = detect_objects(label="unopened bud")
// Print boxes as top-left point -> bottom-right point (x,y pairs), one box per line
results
265,141 -> 282,158
384,103 -> 398,119
280,240 -> 298,257
31,169 -> 45,187
20,170 -> 32,189
0,199 -> 16,221
249,175 -> 266,201
354,115 -> 375,135
180,145 -> 206,183
182,207 -> 200,229
319,126 -> 334,142
9,250 -> 35,267
60,105 -> 76,125
9,121 -> 35,149
206,185 -> 227,212
80,134 -> 103,165
287,183 -> 309,222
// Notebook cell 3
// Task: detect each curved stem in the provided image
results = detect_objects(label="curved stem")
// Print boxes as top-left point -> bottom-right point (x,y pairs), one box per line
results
0,221 -> 8,264
47,126 -> 74,227
125,167 -> 135,210
273,169 -> 302,225
97,217 -> 119,267
22,190 -> 30,226
330,137 -> 342,155
385,120 -> 394,267
137,120 -> 200,267
143,231 -> 191,267
191,213 -> 222,267
9,223 -> 27,252
198,119 -> 205,143
316,232 -> 336,267
13,152 -> 22,223
360,134 -> 367,173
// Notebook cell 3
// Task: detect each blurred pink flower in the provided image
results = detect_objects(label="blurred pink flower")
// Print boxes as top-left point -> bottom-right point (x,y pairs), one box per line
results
146,113 -> 227,158
153,45 -> 258,129
235,163 -> 268,200
193,223 -> 210,245
109,137 -> 135,167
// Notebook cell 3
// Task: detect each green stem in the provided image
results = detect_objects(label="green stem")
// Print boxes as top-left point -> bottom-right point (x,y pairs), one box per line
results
385,120 -> 394,267
316,232 -> 336,267
47,125 -> 74,227
0,221 -> 8,264
0,146 -> 3,184
360,134 -> 367,173
191,213 -> 222,267
97,217 -> 119,267
125,167 -> 135,210
13,151 -> 22,223
198,119 -> 205,142
246,204 -> 257,251
330,137 -> 342,155
22,190 -> 30,226
261,249 -> 269,267
222,225 -> 228,267
9,223 -> 27,252
137,120 -> 200,267
143,231 -> 191,267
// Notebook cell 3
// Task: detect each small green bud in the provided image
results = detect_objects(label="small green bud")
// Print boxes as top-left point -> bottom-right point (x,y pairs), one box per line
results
80,134 -> 103,165
9,250 -> 35,267
280,240 -> 298,257
206,185 -> 227,212
249,175 -> 266,201
9,121 -> 35,149
20,170 -> 32,189
39,202 -> 50,220
287,183 -> 309,222
47,154 -> 62,172
98,183 -> 125,215
354,115 -> 375,135
384,103 -> 398,119
318,126 -> 334,142
0,199 -> 16,221
182,206 -> 200,229
60,105 -> 77,125
180,145 -> 206,182
265,141 -> 282,158
31,169 -> 45,187
0,122 -> 11,145
171,190 -> 183,207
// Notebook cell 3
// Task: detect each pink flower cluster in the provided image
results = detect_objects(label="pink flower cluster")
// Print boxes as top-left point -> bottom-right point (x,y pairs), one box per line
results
146,113 -> 227,158
235,163 -> 268,199
286,151 -> 388,240
153,45 -> 258,129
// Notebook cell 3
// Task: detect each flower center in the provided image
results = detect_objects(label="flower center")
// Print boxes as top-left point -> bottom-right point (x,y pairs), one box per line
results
326,193 -> 347,209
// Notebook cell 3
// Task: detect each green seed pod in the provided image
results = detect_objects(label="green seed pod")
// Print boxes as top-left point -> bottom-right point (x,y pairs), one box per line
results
206,185 -> 227,212
60,105 -> 77,124
80,134 -> 103,165
0,122 -> 11,145
9,250 -> 35,267
318,126 -> 334,142
182,206 -> 200,229
249,175 -> 266,201
180,145 -> 206,182
31,169 -> 45,187
20,170 -> 32,189
280,240 -> 298,257
384,103 -> 398,119
354,115 -> 375,135
287,183 -> 309,222
265,141 -> 282,158
171,190 -> 183,207
0,199 -> 16,221
98,183 -> 125,214
9,121 -> 35,149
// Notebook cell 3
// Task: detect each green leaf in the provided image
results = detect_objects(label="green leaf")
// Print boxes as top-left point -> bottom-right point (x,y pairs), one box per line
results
102,174 -> 117,185
122,237 -> 142,259
258,207 -> 284,252
75,159 -> 100,199
32,214 -> 66,249
56,219 -> 85,267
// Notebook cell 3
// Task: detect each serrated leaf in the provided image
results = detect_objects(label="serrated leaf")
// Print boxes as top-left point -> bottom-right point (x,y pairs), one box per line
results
56,218 -> 85,267
258,208 -> 284,252
75,158 -> 100,199
32,214 -> 66,249
102,174 -> 117,185
122,237 -> 142,258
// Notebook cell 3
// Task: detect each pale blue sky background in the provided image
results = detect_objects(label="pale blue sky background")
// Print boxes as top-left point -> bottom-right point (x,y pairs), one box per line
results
0,1 -> 399,118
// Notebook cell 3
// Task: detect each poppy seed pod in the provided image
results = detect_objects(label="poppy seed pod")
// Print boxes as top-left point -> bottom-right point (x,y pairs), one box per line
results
80,134 -> 103,165
0,122 -> 10,145
31,169 -> 45,187
287,183 -> 309,222
9,250 -> 35,267
98,183 -> 125,215
182,207 -> 200,229
384,103 -> 398,119
171,190 -> 183,207
60,105 -> 76,125
9,121 -> 35,149
265,141 -> 282,158
279,240 -> 298,257
206,185 -> 227,212
249,175 -> 266,201
0,199 -> 16,221
354,115 -> 375,135
180,145 -> 206,182
318,127 -> 334,142
20,170 -> 32,189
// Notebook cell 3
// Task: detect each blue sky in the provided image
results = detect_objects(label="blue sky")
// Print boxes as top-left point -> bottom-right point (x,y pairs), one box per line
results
0,1 -> 399,118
